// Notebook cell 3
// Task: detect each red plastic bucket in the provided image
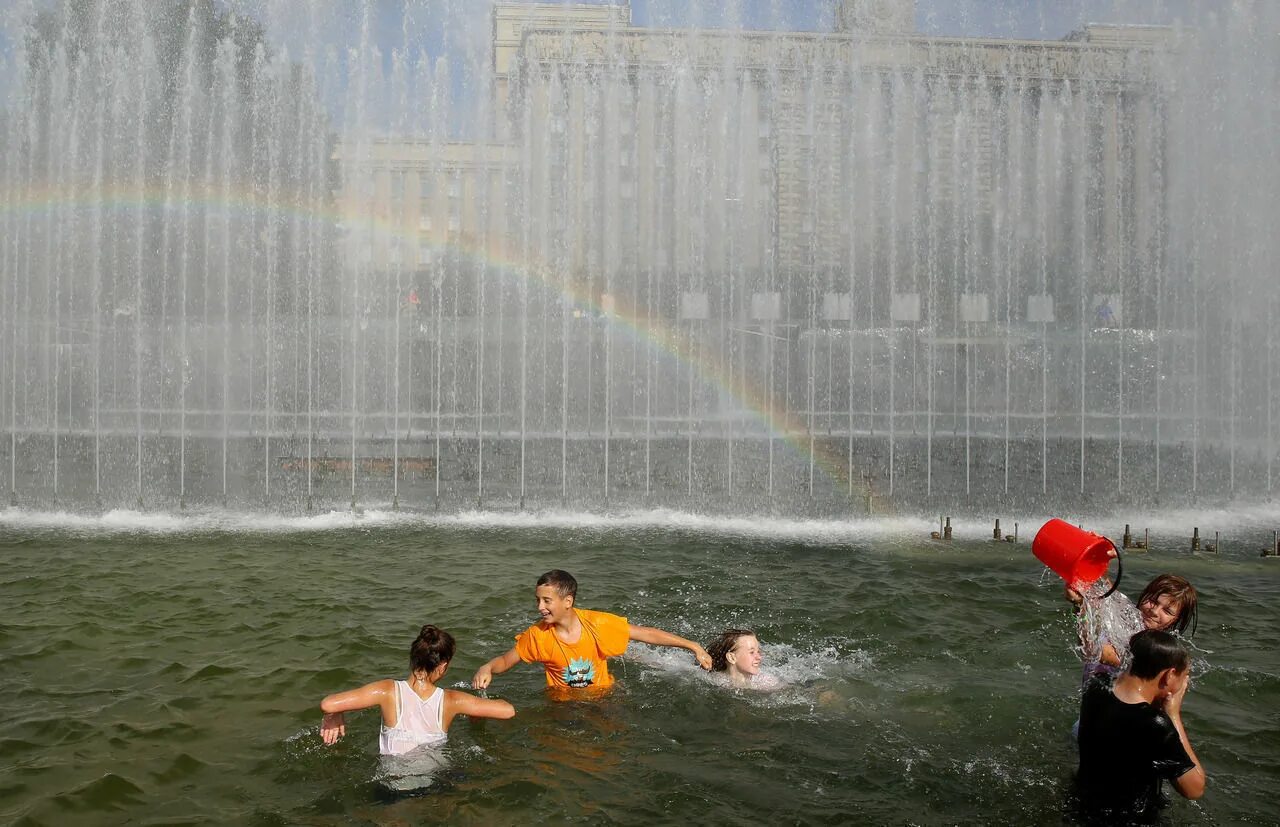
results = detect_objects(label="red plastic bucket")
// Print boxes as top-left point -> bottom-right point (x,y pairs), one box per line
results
1032,519 -> 1121,595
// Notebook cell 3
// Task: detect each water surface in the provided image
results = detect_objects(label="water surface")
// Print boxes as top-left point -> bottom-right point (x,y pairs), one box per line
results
1,507 -> 1276,824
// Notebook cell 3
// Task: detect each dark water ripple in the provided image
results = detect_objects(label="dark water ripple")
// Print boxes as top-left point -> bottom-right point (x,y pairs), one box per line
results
0,519 -> 1277,824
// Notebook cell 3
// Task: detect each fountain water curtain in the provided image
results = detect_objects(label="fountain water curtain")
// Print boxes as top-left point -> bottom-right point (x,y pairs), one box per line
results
0,0 -> 1276,514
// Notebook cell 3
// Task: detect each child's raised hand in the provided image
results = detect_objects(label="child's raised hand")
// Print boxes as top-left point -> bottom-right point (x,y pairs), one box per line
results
471,665 -> 494,690
1162,670 -> 1191,720
320,711 -> 346,745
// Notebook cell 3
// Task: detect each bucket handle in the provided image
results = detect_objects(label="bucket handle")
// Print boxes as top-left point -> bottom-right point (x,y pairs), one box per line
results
1099,546 -> 1123,599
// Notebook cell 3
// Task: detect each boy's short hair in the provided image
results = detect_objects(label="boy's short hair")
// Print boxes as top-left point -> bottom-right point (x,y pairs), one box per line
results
1128,629 -> 1190,678
536,569 -> 578,599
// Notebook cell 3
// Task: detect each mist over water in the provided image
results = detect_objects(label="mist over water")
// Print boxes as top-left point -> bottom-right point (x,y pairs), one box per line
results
0,0 -> 1276,514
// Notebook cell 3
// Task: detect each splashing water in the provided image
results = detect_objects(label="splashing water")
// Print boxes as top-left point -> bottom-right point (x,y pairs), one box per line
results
1074,578 -> 1144,680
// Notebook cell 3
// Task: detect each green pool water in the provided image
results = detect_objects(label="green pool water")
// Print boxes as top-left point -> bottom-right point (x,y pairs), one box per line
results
1,507 -> 1276,825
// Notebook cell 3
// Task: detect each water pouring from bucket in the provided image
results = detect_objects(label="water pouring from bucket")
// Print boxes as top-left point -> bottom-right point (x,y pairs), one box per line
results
1032,519 -> 1122,598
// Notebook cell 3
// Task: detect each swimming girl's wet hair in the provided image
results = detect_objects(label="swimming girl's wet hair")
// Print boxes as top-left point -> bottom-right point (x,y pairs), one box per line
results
409,625 -> 455,675
1127,629 -> 1190,678
707,629 -> 755,672
1139,574 -> 1198,637
537,569 -> 578,599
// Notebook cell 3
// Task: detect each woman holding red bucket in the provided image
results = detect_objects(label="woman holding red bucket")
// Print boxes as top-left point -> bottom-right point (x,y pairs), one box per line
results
1033,519 -> 1199,683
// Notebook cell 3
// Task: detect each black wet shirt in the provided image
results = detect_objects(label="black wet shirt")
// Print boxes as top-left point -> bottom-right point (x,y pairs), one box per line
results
1076,675 -> 1196,819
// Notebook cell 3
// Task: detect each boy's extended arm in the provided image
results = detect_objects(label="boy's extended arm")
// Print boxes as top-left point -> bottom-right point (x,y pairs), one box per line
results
628,623 -> 713,670
471,647 -> 522,689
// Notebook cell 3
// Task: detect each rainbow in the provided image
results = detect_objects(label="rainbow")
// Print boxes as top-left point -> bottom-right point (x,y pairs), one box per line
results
0,182 -> 883,506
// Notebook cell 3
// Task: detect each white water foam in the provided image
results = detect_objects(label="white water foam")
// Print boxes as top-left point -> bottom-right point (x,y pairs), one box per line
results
3,502 -> 1279,544
625,638 -> 872,693
0,505 -> 420,535
0,505 -> 933,541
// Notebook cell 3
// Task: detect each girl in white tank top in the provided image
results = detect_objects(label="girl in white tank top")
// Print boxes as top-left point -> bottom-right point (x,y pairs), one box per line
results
379,679 -> 447,755
319,624 -> 516,770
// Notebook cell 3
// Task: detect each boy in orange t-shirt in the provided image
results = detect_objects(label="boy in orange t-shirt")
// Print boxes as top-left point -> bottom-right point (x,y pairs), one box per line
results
471,570 -> 712,693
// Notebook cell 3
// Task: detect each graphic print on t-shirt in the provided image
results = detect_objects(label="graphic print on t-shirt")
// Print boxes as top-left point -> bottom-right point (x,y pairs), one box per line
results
563,657 -> 596,688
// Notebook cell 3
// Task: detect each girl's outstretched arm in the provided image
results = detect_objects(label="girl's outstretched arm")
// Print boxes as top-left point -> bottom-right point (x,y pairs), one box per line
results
443,689 -> 516,730
319,679 -> 396,745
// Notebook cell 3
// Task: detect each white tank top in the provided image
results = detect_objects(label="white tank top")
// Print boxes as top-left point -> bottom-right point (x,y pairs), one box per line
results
379,681 -> 447,756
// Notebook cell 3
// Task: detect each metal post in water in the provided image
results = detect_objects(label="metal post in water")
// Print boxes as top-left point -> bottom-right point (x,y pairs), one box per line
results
1123,524 -> 1133,549
994,519 -> 1002,541
944,516 -> 952,542
1191,527 -> 1200,551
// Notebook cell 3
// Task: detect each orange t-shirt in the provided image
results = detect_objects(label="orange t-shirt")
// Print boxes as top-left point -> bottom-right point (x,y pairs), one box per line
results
514,609 -> 630,691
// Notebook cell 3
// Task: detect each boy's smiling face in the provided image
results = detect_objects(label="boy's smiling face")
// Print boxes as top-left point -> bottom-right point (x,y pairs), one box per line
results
535,584 -> 574,624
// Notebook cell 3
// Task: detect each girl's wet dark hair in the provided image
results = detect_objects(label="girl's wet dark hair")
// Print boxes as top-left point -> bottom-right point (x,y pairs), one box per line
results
706,629 -> 755,672
409,625 -> 456,675
1138,574 -> 1198,637
1128,629 -> 1190,678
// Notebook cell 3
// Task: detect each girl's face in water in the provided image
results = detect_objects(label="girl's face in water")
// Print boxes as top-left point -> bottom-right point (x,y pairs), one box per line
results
729,635 -> 763,678
1140,593 -> 1183,631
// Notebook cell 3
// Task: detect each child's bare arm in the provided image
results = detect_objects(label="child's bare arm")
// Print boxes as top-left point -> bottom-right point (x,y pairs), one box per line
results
319,680 -> 396,745
443,689 -> 516,728
1099,642 -> 1123,668
1163,679 -> 1207,800
471,647 -> 521,689
628,623 -> 713,670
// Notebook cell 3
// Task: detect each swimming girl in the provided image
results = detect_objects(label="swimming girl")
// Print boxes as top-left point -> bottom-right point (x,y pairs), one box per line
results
706,628 -> 782,690
320,625 -> 515,756
1067,573 -> 1198,682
